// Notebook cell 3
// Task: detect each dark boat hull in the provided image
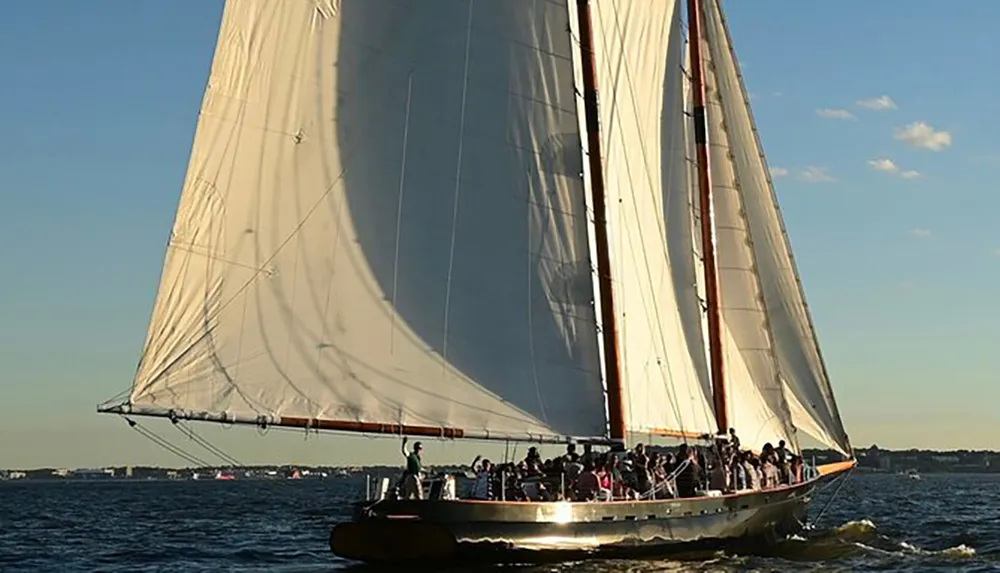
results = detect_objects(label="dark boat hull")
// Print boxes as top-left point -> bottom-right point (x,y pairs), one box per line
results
330,478 -> 823,564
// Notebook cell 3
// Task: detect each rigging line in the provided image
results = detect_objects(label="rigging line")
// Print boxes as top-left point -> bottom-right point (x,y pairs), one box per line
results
166,243 -> 275,275
389,71 -> 414,354
99,388 -> 131,409
123,417 -> 211,467
134,420 -> 316,489
441,0 -> 474,371
638,457 -> 691,499
139,427 -> 208,467
181,425 -> 240,465
174,421 -> 243,466
809,468 -> 854,528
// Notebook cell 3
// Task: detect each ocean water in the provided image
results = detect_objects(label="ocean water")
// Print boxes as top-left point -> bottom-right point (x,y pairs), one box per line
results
0,473 -> 996,572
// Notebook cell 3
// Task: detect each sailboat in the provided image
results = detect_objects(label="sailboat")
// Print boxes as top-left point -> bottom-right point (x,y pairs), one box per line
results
98,0 -> 856,565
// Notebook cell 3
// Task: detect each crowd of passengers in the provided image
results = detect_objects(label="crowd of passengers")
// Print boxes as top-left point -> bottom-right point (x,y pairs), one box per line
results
462,429 -> 815,502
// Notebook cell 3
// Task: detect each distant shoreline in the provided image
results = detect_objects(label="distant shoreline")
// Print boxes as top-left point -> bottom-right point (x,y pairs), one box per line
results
2,469 -> 999,483
2,446 -> 995,478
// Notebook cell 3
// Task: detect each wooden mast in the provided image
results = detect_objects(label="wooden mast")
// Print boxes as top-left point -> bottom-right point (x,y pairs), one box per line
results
575,0 -> 626,442
687,0 -> 728,435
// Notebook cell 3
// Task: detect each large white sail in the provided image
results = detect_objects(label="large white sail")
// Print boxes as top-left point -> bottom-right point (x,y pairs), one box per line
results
117,0 -> 612,442
701,0 -> 850,455
589,1 -> 717,438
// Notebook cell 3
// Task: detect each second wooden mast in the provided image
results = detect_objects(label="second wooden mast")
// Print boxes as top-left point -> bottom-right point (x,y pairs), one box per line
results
687,0 -> 729,436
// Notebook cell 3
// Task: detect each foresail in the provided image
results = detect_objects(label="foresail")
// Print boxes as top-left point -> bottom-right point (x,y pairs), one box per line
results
589,0 -> 716,439
689,172 -> 791,454
702,0 -> 850,455
698,4 -> 797,453
124,0 -> 611,442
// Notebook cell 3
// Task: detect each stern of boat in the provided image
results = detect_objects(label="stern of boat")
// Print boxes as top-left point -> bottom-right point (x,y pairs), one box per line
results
330,517 -> 461,564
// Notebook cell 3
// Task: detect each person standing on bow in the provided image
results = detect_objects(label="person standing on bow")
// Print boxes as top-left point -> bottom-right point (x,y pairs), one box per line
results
399,438 -> 424,500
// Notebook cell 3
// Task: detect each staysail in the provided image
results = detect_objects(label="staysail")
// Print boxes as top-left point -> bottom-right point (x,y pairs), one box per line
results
103,0 -> 614,443
587,0 -> 716,440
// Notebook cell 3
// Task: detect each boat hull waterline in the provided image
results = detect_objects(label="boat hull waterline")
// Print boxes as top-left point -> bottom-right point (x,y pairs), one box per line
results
329,463 -> 851,564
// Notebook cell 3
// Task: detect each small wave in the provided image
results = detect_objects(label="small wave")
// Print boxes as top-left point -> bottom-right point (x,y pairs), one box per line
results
898,541 -> 976,558
853,542 -> 895,556
762,519 -> 882,562
941,544 -> 977,557
835,519 -> 877,535
840,531 -> 979,567
833,520 -> 977,562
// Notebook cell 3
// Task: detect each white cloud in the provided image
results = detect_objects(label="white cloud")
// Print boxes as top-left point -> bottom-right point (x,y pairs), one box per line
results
773,91 -> 784,97
770,167 -> 789,178
867,158 -> 921,179
894,122 -> 952,151
815,108 -> 856,120
909,228 -> 932,238
868,158 -> 899,173
799,167 -> 837,183
857,95 -> 897,110
994,247 -> 1000,257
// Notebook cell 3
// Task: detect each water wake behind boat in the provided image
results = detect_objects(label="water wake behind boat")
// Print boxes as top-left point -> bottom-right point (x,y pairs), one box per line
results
337,518 -> 981,572
759,518 -> 979,567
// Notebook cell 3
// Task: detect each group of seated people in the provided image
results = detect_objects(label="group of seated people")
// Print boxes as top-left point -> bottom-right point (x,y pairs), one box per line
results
461,429 -> 815,502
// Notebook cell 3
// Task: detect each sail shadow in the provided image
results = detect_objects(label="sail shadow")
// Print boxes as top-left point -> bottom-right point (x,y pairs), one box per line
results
333,0 -> 606,435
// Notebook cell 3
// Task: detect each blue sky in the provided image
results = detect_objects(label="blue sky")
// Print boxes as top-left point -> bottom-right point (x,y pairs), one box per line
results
1,1 -> 998,469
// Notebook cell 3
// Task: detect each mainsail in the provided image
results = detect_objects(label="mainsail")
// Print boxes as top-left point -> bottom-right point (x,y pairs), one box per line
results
108,0 -> 612,443
100,0 -> 850,456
